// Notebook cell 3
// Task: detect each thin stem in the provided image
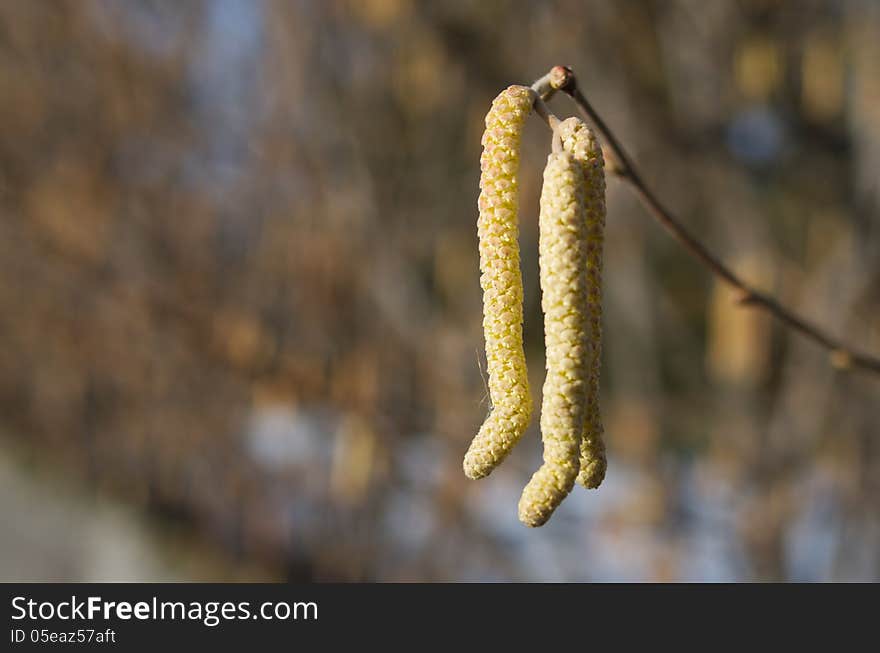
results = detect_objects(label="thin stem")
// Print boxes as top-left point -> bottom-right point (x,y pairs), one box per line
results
531,92 -> 560,133
530,71 -> 558,102
535,66 -> 880,376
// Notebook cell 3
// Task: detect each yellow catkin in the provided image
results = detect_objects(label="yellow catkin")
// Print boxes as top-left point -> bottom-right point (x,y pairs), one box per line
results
464,85 -> 536,480
556,117 -> 608,489
518,151 -> 590,527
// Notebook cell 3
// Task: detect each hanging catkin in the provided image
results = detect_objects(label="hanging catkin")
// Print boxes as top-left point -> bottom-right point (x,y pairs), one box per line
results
556,117 -> 608,490
518,149 -> 591,527
463,85 -> 537,480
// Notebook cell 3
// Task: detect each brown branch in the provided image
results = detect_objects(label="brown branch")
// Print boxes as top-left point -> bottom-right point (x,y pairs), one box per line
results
535,65 -> 880,376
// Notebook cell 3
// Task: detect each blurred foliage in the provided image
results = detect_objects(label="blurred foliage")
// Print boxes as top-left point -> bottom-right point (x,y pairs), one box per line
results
0,0 -> 878,581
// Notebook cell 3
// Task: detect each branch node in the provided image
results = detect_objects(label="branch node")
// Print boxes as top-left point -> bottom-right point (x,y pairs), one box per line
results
830,349 -> 853,371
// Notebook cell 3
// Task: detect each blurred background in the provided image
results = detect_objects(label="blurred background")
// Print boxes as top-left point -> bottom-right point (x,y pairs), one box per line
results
1,0 -> 878,582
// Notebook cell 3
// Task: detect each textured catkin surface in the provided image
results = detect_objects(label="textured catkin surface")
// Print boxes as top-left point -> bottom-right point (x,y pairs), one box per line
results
557,117 -> 608,490
463,85 -> 536,480
518,151 -> 591,527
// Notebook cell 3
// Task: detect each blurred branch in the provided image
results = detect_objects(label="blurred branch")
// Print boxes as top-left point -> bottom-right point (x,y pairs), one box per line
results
533,65 -> 880,376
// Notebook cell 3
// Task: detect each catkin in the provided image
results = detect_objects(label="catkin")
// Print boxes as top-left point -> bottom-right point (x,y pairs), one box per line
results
518,150 -> 590,527
556,117 -> 608,489
463,85 -> 537,480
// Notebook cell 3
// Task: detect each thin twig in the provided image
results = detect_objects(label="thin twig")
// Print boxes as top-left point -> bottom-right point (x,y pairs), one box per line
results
529,91 -> 560,134
530,72 -> 554,101
534,65 -> 880,376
